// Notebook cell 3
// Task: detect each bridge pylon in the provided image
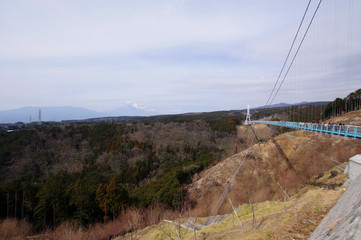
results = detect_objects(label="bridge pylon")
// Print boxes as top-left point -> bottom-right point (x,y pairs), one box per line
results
245,105 -> 251,124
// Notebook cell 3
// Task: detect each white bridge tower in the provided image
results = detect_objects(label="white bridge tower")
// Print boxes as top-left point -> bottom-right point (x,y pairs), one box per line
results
245,105 -> 251,124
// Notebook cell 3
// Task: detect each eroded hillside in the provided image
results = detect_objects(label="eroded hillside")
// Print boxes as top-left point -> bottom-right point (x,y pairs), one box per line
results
116,165 -> 349,240
188,126 -> 361,216
326,109 -> 361,126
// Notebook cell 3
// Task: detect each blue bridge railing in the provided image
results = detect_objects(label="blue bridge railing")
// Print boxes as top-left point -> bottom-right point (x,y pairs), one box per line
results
249,121 -> 361,139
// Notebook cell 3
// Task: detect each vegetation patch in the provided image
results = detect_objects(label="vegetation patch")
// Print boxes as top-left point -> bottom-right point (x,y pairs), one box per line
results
0,120 -> 239,230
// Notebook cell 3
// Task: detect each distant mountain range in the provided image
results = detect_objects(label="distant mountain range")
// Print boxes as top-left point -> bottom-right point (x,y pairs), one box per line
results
255,101 -> 330,109
0,101 -> 331,124
0,106 -> 152,123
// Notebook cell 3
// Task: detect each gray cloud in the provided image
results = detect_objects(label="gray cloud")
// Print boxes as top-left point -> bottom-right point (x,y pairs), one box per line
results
0,0 -> 359,113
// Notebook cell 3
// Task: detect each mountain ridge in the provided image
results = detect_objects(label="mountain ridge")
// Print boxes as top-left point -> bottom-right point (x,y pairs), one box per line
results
0,105 -> 152,123
254,101 -> 330,109
0,101 -> 331,124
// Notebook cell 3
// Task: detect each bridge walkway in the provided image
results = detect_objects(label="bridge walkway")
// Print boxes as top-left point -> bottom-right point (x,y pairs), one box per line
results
249,121 -> 361,139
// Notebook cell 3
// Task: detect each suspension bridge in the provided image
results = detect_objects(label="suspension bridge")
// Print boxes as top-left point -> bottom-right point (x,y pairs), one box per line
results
248,120 -> 361,139
204,0 -> 361,227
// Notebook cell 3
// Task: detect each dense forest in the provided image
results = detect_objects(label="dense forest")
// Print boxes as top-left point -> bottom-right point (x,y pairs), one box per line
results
0,116 -> 242,230
324,89 -> 361,118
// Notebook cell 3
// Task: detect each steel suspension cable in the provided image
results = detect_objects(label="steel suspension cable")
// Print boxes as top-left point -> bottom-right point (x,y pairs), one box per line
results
265,0 -> 312,107
205,134 -> 256,224
206,0 -> 325,227
269,0 -> 323,106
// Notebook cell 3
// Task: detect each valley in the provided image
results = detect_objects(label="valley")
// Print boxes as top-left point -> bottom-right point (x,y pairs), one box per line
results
0,105 -> 360,239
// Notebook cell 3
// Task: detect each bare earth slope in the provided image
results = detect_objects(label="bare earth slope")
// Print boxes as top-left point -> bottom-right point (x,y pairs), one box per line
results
188,127 -> 361,216
116,166 -> 349,240
236,124 -> 273,152
327,109 -> 361,126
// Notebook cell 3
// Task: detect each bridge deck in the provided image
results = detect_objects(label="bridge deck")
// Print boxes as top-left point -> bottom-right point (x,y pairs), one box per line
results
249,121 -> 361,139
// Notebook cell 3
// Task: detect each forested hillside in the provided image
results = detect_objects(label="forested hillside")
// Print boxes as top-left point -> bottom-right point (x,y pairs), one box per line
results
0,98 -> 353,234
0,116 -> 242,230
324,88 -> 361,118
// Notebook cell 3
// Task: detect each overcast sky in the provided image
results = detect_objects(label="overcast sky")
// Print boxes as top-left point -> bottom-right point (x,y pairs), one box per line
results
0,0 -> 360,114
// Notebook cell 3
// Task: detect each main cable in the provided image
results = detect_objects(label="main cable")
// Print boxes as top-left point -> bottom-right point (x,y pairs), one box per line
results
204,133 -> 256,225
265,0 -> 312,107
269,0 -> 323,106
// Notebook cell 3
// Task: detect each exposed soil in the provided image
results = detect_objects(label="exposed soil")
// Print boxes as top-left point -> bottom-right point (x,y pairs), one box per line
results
236,124 -> 273,152
116,167 -> 348,240
187,125 -> 361,216
326,109 -> 361,126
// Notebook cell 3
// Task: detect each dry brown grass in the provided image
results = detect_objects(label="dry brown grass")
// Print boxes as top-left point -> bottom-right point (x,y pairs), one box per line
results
328,109 -> 361,126
188,127 -> 361,216
116,166 -> 348,240
48,222 -> 86,240
27,203 -> 179,240
0,218 -> 33,240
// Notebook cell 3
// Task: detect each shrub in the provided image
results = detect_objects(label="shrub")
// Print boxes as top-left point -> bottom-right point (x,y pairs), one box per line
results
0,218 -> 32,240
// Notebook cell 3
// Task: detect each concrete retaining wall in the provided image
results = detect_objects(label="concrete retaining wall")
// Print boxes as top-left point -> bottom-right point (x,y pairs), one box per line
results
308,174 -> 361,239
349,154 -> 361,181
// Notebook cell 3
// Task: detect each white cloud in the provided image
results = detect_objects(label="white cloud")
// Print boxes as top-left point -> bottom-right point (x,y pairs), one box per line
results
0,0 -> 268,59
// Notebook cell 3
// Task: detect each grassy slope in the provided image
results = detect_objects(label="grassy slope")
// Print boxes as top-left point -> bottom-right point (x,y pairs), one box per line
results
187,127 -> 360,216
326,109 -> 361,126
117,166 -> 348,240
236,124 -> 273,151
